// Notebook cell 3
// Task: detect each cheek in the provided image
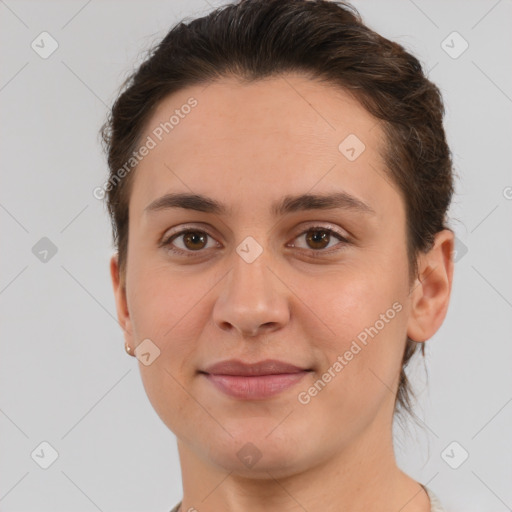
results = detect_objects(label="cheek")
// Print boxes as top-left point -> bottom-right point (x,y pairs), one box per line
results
128,241 -> 197,326
314,264 -> 406,345
306,263 -> 409,406
126,266 -> 215,435
126,261 -> 217,364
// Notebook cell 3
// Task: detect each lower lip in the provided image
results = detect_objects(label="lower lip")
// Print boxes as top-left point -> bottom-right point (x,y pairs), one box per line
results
203,372 -> 310,400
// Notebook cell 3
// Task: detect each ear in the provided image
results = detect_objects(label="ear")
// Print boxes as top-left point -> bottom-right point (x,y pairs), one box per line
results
110,253 -> 135,355
407,229 -> 455,343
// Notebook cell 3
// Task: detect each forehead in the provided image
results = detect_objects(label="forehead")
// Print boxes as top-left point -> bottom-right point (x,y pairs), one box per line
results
130,74 -> 398,219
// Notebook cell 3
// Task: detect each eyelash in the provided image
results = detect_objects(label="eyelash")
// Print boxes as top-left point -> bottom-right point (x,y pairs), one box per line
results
160,224 -> 350,259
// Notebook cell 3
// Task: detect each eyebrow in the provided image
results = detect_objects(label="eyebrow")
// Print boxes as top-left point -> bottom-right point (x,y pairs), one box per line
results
144,191 -> 376,217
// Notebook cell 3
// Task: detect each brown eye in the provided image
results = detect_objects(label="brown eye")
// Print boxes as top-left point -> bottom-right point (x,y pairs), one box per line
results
305,229 -> 331,250
181,231 -> 208,250
290,226 -> 349,255
163,229 -> 218,256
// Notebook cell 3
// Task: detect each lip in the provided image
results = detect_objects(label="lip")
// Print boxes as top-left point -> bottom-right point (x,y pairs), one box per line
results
200,359 -> 312,400
203,358 -> 309,376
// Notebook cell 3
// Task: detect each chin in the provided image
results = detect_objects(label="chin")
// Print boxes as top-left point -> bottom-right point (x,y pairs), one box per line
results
198,421 -> 315,478
210,446 -> 308,479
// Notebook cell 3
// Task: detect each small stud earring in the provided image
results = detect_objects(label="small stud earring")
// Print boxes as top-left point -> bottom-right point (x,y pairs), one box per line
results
125,342 -> 132,355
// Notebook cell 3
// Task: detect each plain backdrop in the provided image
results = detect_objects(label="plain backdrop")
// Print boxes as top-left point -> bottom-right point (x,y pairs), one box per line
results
1,1 -> 511,511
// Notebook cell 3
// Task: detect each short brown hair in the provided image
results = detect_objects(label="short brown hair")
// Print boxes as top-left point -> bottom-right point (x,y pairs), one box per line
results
100,0 -> 455,420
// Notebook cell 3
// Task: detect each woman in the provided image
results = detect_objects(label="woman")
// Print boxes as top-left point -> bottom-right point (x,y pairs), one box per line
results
101,1 -> 454,510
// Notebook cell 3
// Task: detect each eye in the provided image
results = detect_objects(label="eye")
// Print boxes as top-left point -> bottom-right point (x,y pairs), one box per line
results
160,224 -> 350,259
289,226 -> 349,254
162,229 -> 218,257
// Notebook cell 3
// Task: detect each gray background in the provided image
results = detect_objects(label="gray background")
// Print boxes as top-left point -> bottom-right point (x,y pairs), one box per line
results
1,0 -> 511,510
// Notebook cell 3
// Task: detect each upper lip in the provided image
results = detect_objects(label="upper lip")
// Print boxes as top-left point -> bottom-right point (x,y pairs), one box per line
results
202,359 -> 310,376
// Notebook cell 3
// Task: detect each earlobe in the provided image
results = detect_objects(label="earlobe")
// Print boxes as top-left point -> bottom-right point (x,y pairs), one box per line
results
406,229 -> 455,343
110,253 -> 134,351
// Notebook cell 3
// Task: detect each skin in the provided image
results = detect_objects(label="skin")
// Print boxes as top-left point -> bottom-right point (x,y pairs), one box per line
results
110,74 -> 454,512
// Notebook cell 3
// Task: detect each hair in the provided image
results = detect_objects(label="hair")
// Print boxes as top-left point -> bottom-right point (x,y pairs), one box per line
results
100,0 -> 454,421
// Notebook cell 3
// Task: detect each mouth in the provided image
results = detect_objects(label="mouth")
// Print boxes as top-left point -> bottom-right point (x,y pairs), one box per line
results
199,359 -> 313,400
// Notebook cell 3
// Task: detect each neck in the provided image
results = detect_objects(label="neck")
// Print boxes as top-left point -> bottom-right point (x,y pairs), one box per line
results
175,415 -> 430,512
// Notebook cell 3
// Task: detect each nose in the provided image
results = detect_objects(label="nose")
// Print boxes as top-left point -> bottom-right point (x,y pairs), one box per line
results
212,244 -> 290,338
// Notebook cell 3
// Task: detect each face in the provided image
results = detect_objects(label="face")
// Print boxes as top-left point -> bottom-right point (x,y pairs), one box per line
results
111,74 -> 453,477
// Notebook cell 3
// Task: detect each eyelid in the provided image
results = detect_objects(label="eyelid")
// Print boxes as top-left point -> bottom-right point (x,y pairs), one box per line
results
162,221 -> 349,241
160,222 -> 351,256
292,221 -> 350,241
160,223 -> 221,247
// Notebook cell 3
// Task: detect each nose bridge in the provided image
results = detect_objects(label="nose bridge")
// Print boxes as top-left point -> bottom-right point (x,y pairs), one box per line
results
232,241 -> 270,302
212,236 -> 290,336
